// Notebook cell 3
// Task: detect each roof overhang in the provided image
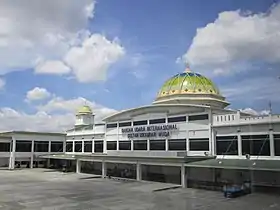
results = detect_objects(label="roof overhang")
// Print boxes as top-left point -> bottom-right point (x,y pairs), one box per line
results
39,153 -> 213,164
38,153 -> 76,160
103,104 -> 211,122
0,131 -> 66,136
153,95 -> 230,107
186,159 -> 280,171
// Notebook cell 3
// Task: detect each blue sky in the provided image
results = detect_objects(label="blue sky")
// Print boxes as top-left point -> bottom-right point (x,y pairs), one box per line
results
0,0 -> 279,131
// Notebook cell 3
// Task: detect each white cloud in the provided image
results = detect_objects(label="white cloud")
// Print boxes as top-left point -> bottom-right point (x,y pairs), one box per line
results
26,87 -> 51,101
63,34 -> 125,82
0,78 -> 5,89
221,76 -> 280,103
180,4 -> 280,74
0,0 -> 95,73
0,1 -> 125,82
0,108 -> 74,132
240,108 -> 270,116
37,96 -> 117,122
34,60 -> 71,75
0,96 -> 117,132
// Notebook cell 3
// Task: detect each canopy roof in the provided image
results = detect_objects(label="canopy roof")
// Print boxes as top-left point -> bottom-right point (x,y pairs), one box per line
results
186,159 -> 280,171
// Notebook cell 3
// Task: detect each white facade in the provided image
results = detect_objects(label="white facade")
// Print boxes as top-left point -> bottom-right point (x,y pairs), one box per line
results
0,131 -> 65,169
65,104 -> 280,161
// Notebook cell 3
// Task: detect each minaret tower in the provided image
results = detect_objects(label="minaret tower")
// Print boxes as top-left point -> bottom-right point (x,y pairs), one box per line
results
75,103 -> 94,127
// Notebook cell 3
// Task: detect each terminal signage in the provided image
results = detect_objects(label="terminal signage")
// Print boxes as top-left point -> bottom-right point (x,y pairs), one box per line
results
121,124 -> 178,139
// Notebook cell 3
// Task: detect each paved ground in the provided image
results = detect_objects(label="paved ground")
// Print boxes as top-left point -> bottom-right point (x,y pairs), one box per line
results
0,169 -> 279,210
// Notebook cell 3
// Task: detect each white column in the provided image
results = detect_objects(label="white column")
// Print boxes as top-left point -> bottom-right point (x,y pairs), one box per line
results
147,139 -> 150,151
237,130 -> 242,157
211,129 -> 216,156
76,159 -> 81,173
136,162 -> 142,181
47,140 -> 51,168
208,110 -> 213,155
103,140 -> 107,153
116,139 -> 119,151
131,140 -> 133,151
165,139 -> 168,151
30,140 -> 34,168
181,164 -> 186,188
186,129 -> 190,152
62,140 -> 66,153
82,141 -> 84,153
72,141 -> 75,153
102,160 -> 107,178
9,136 -> 16,170
48,140 -> 51,153
269,131 -> 274,157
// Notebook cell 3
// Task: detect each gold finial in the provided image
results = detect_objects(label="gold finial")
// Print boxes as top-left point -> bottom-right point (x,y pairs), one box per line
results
184,62 -> 192,72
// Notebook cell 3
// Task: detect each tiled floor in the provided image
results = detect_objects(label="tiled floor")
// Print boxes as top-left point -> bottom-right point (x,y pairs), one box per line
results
0,169 -> 279,210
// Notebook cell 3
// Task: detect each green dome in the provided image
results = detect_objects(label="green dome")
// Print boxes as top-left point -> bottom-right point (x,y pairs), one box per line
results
77,105 -> 93,115
156,71 -> 221,100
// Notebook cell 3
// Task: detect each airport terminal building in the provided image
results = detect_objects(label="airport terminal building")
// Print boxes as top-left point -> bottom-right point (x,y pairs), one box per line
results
4,67 -> 280,191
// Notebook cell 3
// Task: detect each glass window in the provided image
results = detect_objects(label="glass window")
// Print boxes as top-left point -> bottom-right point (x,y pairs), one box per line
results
167,116 -> 186,123
149,118 -> 166,124
107,141 -> 117,150
242,135 -> 270,156
16,140 -> 32,152
51,141 -> 63,152
0,142 -> 10,152
84,141 -> 92,153
189,138 -> 209,151
94,140 -> 103,153
168,139 -> 186,151
66,141 -> 73,152
74,141 -> 82,152
34,141 -> 49,152
119,141 -> 131,150
188,114 -> 208,121
149,139 -> 165,150
106,123 -> 117,128
133,120 -> 147,126
274,134 -> 280,156
216,136 -> 238,155
133,140 -> 147,150
119,122 -> 132,127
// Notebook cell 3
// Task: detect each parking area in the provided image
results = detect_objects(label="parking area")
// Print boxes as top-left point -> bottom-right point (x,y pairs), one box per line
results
0,169 -> 279,210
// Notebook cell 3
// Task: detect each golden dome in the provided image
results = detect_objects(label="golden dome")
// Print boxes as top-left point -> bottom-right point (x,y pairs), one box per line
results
156,71 -> 220,99
77,105 -> 93,115
154,67 -> 229,108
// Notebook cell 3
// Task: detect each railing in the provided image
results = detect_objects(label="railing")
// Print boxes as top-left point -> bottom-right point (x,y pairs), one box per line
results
106,151 -> 184,157
67,129 -> 105,136
213,114 -> 280,126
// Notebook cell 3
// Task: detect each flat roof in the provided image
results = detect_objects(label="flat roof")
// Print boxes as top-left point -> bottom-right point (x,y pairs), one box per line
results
39,153 -> 212,164
186,158 -> 280,171
0,131 -> 66,136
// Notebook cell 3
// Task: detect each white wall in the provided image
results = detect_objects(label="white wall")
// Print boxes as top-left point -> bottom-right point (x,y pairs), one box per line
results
13,133 -> 65,142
